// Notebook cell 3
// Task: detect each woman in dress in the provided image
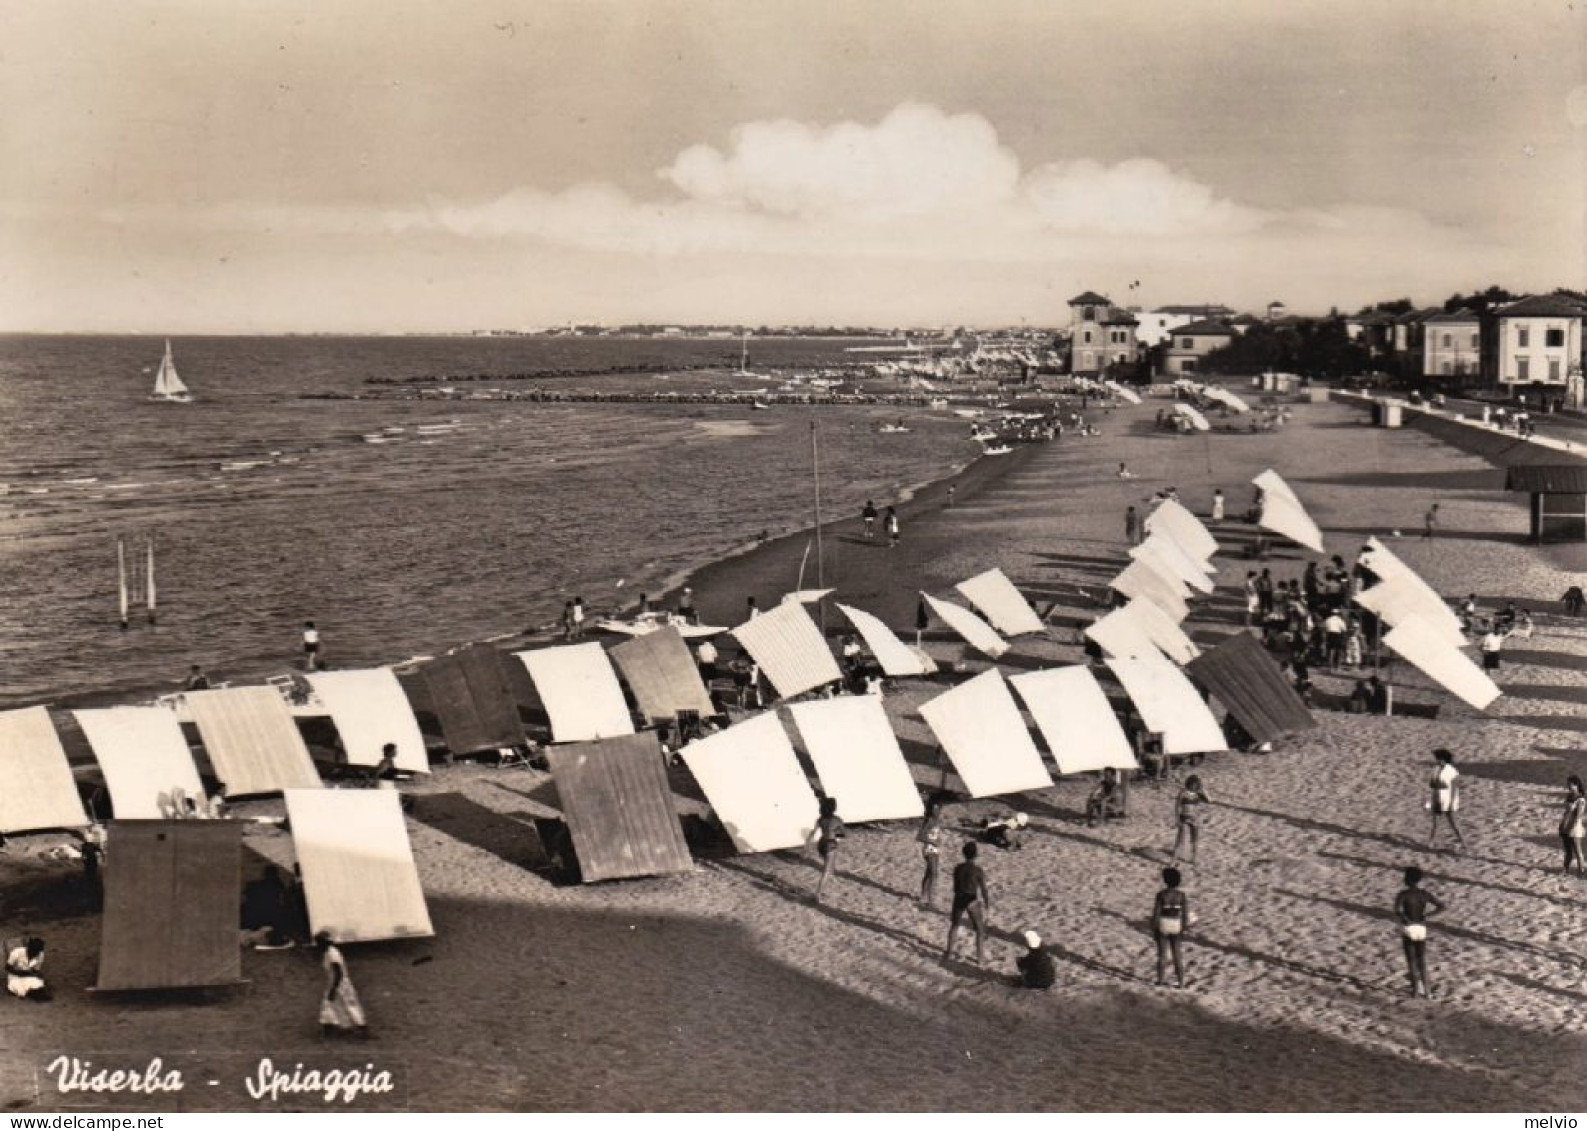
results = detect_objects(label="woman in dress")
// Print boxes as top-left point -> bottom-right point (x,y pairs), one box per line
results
315,932 -> 368,1038
1342,616 -> 1365,669
1170,775 -> 1211,865
5,937 -> 50,1001
1427,748 -> 1466,849
1560,775 -> 1586,875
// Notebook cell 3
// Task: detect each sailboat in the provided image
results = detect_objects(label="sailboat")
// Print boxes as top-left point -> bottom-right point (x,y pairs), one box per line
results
733,333 -> 770,380
150,340 -> 193,403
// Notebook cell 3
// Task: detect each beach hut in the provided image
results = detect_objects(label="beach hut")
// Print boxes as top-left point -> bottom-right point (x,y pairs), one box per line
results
1107,655 -> 1226,756
306,668 -> 430,775
184,686 -> 322,797
418,644 -> 526,756
918,670 -> 1053,797
954,568 -> 1046,636
608,625 -> 715,726
515,642 -> 636,743
543,732 -> 693,882
788,695 -> 924,823
1008,667 -> 1137,775
1382,616 -> 1501,711
728,600 -> 843,700
677,713 -> 820,853
920,593 -> 1010,659
1505,464 -> 1587,543
1186,632 -> 1316,745
284,789 -> 434,942
0,707 -> 89,834
836,603 -> 937,677
94,820 -> 243,992
75,706 -> 205,820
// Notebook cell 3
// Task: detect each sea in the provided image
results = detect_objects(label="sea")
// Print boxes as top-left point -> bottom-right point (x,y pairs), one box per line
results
0,334 -> 981,710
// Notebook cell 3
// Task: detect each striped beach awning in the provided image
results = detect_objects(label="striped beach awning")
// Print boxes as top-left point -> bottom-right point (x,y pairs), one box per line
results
1009,667 -> 1137,775
285,788 -> 434,942
921,593 -> 1010,659
516,642 -> 636,743
789,695 -> 924,823
1107,654 -> 1226,755
545,732 -> 693,882
836,603 -> 937,677
306,668 -> 430,774
0,707 -> 88,833
678,712 -> 820,853
1186,632 -> 1316,744
185,686 -> 322,797
918,670 -> 1052,797
609,625 -> 715,724
954,568 -> 1046,636
730,600 -> 843,700
75,706 -> 205,820
1383,616 -> 1501,711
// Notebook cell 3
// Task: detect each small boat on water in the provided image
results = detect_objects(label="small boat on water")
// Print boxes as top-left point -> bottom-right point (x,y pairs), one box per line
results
150,340 -> 193,404
928,398 -> 949,410
751,399 -> 772,411
981,443 -> 1013,456
595,613 -> 727,640
878,422 -> 911,434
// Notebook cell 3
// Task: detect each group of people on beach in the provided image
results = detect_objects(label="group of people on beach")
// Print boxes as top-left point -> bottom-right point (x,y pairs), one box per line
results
860,500 -> 901,547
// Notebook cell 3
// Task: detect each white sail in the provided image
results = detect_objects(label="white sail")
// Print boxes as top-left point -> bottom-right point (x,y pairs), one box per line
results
152,340 -> 191,401
145,538 -> 157,614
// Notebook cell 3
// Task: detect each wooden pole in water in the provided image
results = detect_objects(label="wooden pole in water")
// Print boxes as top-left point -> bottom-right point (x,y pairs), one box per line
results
116,537 -> 129,630
146,536 -> 157,624
811,421 -> 825,634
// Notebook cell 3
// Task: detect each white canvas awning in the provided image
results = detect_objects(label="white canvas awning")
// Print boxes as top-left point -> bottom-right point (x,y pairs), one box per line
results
836,603 -> 937,677
730,600 -> 843,699
306,668 -> 429,774
678,712 -> 820,853
921,592 -> 1010,659
788,696 -> 924,823
1143,499 -> 1218,562
1383,616 -> 1501,710
75,706 -> 205,820
284,789 -> 434,943
1009,667 -> 1137,775
918,670 -> 1053,797
1109,561 -> 1191,623
782,588 -> 834,605
1355,575 -> 1466,649
516,642 -> 636,742
1107,655 -> 1226,755
1253,469 -> 1302,505
954,568 -> 1046,636
1172,403 -> 1211,431
185,686 -> 322,797
1103,380 -> 1142,404
1131,535 -> 1215,595
1207,388 -> 1251,413
1085,606 -> 1165,663
0,707 -> 88,833
1258,492 -> 1325,554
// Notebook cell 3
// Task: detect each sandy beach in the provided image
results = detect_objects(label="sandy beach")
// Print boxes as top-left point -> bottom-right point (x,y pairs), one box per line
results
3,393 -> 1586,1113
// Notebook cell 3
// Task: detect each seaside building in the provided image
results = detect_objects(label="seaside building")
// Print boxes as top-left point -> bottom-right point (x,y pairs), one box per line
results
1162,319 -> 1235,377
1266,300 -> 1287,322
1481,294 -> 1587,405
1067,291 -> 1138,375
1133,304 -> 1237,348
1421,309 -> 1482,384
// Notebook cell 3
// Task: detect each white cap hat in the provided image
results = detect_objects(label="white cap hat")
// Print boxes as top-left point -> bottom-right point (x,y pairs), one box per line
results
1022,929 -> 1042,949
1014,812 -> 1029,828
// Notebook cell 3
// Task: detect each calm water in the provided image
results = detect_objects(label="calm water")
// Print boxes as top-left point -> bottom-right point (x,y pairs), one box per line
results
0,335 -> 978,708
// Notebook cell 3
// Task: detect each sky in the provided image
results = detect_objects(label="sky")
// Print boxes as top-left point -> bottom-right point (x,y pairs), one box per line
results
2,0 -> 1584,332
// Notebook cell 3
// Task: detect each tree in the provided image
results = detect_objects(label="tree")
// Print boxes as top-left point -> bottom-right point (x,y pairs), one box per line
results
1443,285 -> 1515,315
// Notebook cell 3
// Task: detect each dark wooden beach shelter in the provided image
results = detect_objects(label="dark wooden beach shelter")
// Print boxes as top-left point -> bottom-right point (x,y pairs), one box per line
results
1505,464 -> 1587,543
1186,632 -> 1316,745
94,820 -> 243,992
419,643 -> 526,756
544,732 -> 693,883
608,625 -> 715,726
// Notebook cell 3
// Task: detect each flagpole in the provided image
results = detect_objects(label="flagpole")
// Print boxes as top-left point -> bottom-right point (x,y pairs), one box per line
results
811,421 -> 825,634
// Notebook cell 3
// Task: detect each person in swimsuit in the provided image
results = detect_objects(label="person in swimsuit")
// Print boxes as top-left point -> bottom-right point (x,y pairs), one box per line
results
862,499 -> 878,539
812,797 -> 845,904
1428,748 -> 1465,849
943,842 -> 990,966
916,795 -> 945,907
1152,866 -> 1190,988
302,621 -> 321,670
1170,775 -> 1210,864
1560,775 -> 1586,875
1394,866 -> 1444,998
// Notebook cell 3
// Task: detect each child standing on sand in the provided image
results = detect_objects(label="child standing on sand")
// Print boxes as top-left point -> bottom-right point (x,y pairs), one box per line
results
812,797 -> 845,904
1394,866 -> 1444,998
885,507 -> 900,548
1152,867 -> 1190,988
943,842 -> 990,966
916,796 -> 945,906
1170,775 -> 1210,864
